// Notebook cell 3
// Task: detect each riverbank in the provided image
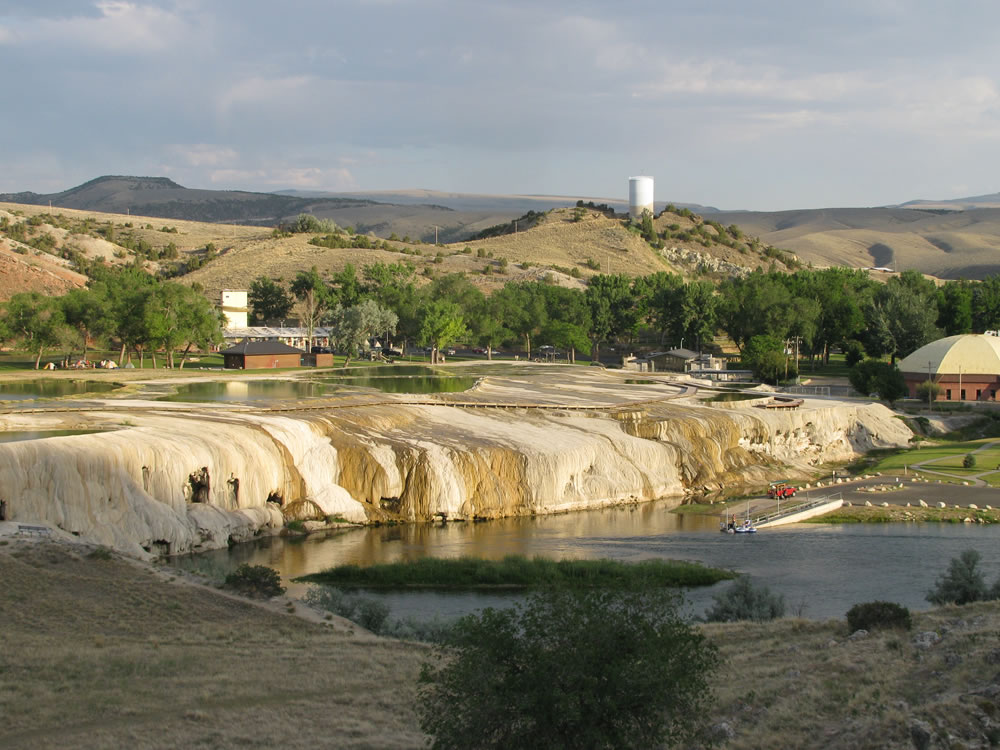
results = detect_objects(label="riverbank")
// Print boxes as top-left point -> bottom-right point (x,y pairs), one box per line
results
4,536 -> 1000,749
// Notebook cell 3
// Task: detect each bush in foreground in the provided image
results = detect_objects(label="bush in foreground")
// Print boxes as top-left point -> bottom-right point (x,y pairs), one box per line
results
704,576 -> 786,623
846,601 -> 912,632
418,587 -> 718,749
223,564 -> 285,599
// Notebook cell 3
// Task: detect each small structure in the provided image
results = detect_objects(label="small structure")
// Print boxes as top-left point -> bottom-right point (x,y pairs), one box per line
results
222,326 -> 330,350
220,340 -> 304,370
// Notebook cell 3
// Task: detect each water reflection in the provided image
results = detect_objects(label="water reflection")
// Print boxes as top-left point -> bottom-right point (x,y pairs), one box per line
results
178,503 -> 1000,622
0,380 -> 119,400
159,380 -> 336,402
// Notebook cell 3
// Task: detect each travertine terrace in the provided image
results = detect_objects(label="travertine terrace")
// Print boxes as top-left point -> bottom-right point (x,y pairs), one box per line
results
0,365 -> 912,557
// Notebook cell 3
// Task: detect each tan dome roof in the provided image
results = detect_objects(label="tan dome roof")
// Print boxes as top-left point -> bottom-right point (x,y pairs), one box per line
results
898,334 -> 1000,376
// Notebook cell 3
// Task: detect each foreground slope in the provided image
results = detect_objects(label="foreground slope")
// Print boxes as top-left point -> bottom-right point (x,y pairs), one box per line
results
3,537 -> 999,750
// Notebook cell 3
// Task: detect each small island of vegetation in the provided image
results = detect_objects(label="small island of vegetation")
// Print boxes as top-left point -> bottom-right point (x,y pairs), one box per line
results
295,554 -> 735,589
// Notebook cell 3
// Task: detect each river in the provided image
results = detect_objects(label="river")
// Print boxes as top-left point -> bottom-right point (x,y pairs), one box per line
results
176,502 -> 1000,622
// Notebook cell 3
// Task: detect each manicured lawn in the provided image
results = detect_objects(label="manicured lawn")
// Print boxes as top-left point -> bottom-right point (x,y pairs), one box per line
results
868,439 -> 995,472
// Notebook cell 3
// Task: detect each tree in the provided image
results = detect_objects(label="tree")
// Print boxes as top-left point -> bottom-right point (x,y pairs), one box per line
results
1,293 -> 68,368
936,280 -> 973,336
418,587 -> 718,750
705,576 -> 785,622
915,380 -> 942,406
327,299 -> 398,367
927,549 -> 989,605
248,277 -> 293,324
418,300 -> 467,364
742,334 -> 788,383
290,266 -> 331,350
60,288 -> 112,360
847,359 -> 907,404
585,274 -> 636,360
864,272 -> 940,363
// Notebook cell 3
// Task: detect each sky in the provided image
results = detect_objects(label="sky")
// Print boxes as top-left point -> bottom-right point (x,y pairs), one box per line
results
2,0 -> 1000,210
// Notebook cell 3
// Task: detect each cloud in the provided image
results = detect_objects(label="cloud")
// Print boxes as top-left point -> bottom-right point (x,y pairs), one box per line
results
24,1 -> 190,54
207,166 -> 358,191
168,144 -> 240,168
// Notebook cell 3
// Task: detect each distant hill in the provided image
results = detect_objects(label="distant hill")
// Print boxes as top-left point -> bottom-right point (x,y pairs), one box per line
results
0,175 -> 377,226
895,192 -> 1000,210
708,206 -> 1000,279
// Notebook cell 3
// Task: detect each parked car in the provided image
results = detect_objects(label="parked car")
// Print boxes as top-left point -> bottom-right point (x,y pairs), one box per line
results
310,346 -> 331,354
473,347 -> 487,354
445,347 -> 456,356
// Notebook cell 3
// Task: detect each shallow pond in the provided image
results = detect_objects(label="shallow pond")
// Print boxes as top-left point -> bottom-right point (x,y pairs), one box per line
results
0,380 -> 120,400
317,366 -> 479,394
159,380 -> 338,402
177,502 -> 1000,622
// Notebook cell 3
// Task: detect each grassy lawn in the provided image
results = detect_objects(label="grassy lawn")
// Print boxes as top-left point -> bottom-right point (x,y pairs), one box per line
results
868,439 -> 996,472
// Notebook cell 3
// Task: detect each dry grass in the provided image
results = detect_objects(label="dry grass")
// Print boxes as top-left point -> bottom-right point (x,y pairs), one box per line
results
704,604 -> 1000,749
3,539 -> 1000,749
0,540 -> 426,749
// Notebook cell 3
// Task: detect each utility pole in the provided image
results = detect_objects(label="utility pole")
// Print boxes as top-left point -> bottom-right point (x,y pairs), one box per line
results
434,226 -> 439,244
928,360 -> 933,412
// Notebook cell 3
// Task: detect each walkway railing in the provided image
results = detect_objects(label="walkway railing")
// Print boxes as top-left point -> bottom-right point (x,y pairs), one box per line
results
752,493 -> 844,526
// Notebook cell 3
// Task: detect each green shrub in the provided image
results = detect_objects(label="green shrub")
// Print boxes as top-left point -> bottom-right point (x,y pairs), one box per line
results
418,587 -> 717,749
223,564 -> 285,599
963,453 -> 976,468
846,601 -> 912,632
704,576 -> 785,622
927,549 -> 988,605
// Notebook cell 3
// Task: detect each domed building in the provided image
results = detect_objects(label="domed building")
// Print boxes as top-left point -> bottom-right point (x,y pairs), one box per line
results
898,333 -> 1000,401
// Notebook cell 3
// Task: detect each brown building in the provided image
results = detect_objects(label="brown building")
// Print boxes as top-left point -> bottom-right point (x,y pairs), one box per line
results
898,334 -> 1000,401
220,340 -> 304,370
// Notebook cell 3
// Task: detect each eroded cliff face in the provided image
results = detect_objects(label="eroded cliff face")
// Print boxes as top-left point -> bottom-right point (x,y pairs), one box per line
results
0,393 -> 912,557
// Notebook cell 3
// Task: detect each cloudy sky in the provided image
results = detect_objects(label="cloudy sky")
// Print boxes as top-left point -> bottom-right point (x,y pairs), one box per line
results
2,1 -> 999,210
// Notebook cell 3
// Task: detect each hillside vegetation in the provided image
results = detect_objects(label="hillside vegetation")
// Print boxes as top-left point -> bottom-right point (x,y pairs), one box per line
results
0,201 -> 797,302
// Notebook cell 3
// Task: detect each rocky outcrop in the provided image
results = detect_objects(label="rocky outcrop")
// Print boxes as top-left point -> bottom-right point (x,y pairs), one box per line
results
0,393 -> 912,558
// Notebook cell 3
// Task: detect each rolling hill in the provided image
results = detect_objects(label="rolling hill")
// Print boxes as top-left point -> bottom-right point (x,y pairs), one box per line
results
0,199 -> 795,303
708,206 -> 1000,278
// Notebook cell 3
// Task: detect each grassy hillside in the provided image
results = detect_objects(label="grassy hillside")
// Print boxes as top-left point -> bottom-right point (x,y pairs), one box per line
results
710,206 -> 1000,278
0,201 -> 798,303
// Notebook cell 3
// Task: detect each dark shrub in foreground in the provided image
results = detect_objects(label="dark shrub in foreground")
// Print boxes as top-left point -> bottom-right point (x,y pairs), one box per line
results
418,587 -> 718,749
927,549 -> 988,605
704,576 -> 785,623
846,601 -> 912,632
223,564 -> 285,599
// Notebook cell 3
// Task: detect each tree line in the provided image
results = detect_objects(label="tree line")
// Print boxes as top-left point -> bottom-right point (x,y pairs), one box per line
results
6,256 -> 1000,375
254,263 -> 1000,378
0,267 -> 222,368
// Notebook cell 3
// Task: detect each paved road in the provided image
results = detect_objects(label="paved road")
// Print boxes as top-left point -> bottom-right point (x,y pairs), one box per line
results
793,476 -> 1000,509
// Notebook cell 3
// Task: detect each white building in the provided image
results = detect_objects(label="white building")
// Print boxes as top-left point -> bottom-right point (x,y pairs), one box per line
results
628,176 -> 654,218
220,290 -> 248,330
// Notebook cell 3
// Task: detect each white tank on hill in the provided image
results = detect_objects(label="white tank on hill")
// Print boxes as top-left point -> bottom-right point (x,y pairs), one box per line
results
628,176 -> 654,218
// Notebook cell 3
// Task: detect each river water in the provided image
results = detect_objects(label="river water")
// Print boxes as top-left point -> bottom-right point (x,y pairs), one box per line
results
178,502 -> 1000,622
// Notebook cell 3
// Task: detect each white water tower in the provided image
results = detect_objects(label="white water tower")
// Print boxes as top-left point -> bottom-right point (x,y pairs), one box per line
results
628,176 -> 654,219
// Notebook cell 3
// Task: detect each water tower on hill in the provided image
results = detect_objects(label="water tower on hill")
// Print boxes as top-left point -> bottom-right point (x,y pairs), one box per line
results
628,176 -> 654,219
